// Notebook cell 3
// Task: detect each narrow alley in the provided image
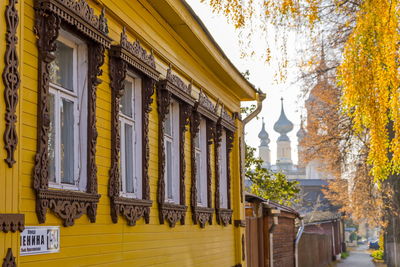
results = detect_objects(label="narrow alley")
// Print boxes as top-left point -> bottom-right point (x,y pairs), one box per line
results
332,246 -> 386,267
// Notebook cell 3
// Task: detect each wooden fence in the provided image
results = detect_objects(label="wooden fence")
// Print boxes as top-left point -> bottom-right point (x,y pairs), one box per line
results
298,233 -> 333,267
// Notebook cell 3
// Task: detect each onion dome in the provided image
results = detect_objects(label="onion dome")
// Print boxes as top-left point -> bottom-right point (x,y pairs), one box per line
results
274,98 -> 294,137
258,117 -> 270,146
297,117 -> 306,141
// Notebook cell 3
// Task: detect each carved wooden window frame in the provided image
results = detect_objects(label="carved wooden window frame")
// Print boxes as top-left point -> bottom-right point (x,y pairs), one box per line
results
108,28 -> 159,226
215,105 -> 236,226
190,90 -> 218,228
33,0 -> 111,227
157,68 -> 195,227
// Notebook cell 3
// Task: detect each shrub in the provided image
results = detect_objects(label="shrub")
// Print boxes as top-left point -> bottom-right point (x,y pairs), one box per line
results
341,252 -> 350,259
371,249 -> 384,260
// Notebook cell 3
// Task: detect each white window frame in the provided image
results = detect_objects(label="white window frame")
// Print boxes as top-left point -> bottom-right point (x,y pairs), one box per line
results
48,30 -> 88,191
119,73 -> 143,199
196,119 -> 208,207
219,129 -> 228,208
164,99 -> 180,203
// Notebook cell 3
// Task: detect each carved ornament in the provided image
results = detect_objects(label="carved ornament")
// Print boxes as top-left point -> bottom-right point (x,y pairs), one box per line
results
3,0 -> 20,167
157,83 -> 193,227
36,189 -> 100,227
120,27 -> 156,68
195,89 -> 218,122
216,208 -> 233,226
190,111 -> 214,227
158,68 -> 195,106
0,214 -> 24,233
242,233 -> 245,261
214,123 -> 233,226
108,51 -> 156,226
219,104 -> 236,132
166,68 -> 192,95
110,27 -> 159,81
35,0 -> 111,47
2,248 -> 16,267
33,2 -> 107,225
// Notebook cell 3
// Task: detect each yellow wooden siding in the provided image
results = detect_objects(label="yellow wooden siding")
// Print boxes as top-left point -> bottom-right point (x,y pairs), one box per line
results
0,0 -> 248,265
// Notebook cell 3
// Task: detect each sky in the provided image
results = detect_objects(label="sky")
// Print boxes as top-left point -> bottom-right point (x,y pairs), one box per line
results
186,0 -> 306,164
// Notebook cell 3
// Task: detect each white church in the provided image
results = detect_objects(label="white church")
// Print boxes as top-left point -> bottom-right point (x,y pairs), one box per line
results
257,97 -> 331,181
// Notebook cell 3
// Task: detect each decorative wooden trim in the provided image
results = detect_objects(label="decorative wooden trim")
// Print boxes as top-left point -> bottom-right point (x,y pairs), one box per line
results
215,121 -> 234,226
3,0 -> 20,168
0,214 -> 24,233
226,130 -> 234,209
216,208 -> 233,226
196,89 -> 218,122
36,189 -> 100,227
190,111 -> 214,228
110,27 -> 159,81
142,78 -> 156,202
206,121 -> 215,207
190,89 -> 218,228
108,30 -> 158,225
219,104 -> 236,132
35,0 -> 111,48
157,69 -> 194,227
234,219 -> 246,228
2,248 -> 16,267
179,102 -> 192,209
242,233 -> 245,261
157,67 -> 195,106
33,0 -> 108,226
239,138 -> 243,203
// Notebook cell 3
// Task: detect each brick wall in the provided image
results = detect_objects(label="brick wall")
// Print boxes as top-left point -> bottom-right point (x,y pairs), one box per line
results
272,212 -> 296,267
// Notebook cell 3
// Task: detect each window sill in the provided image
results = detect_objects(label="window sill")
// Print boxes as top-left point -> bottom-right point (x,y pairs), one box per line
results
192,206 -> 214,228
111,196 -> 152,226
159,202 -> 187,227
36,189 -> 100,227
216,208 -> 233,226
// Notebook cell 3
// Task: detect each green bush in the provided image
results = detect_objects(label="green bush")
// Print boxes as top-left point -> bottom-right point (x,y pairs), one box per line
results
341,252 -> 350,259
371,250 -> 384,260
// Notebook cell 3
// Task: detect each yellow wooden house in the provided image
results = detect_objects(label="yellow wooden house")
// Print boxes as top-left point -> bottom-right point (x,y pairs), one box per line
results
0,0 -> 261,266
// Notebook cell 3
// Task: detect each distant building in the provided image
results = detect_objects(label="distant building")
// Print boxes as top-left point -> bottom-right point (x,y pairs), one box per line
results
254,48 -> 338,213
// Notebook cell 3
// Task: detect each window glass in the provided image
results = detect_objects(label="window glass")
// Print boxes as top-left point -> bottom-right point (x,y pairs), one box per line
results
124,124 -> 134,193
194,133 -> 200,149
121,80 -> 133,117
60,98 -> 75,184
165,106 -> 172,136
164,100 -> 179,203
219,130 -> 228,208
48,31 -> 87,190
50,40 -> 74,91
196,151 -> 201,203
166,140 -> 173,200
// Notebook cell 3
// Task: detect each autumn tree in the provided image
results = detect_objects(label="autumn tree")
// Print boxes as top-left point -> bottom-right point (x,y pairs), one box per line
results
203,1 -> 400,262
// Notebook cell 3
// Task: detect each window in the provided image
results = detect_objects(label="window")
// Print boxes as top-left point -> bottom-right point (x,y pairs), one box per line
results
48,31 -> 88,191
119,74 -> 142,198
195,119 -> 207,206
34,0 -> 109,226
157,67 -> 193,227
164,99 -> 180,203
219,129 -> 228,209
